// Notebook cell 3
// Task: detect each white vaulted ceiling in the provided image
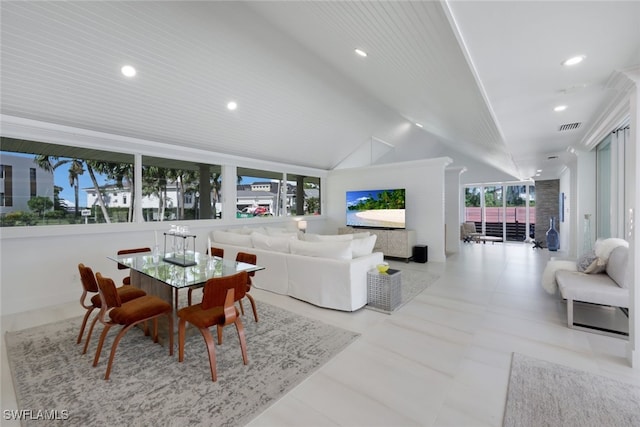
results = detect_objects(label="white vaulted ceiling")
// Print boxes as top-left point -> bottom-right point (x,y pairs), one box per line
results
1,1 -> 639,180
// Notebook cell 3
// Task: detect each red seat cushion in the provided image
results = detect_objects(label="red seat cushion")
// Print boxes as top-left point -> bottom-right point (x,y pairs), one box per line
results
177,304 -> 228,329
109,296 -> 170,324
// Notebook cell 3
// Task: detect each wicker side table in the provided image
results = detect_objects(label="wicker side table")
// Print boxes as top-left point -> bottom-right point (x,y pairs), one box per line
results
367,268 -> 402,311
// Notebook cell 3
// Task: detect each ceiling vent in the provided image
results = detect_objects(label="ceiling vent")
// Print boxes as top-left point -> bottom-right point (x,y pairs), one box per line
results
558,122 -> 582,131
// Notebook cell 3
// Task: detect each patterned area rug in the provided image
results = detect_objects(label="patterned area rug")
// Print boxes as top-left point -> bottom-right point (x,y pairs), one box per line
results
365,268 -> 440,314
5,302 -> 359,427
503,353 -> 640,427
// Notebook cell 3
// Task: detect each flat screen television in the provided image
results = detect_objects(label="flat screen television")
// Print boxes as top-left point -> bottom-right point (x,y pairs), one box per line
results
346,188 -> 406,229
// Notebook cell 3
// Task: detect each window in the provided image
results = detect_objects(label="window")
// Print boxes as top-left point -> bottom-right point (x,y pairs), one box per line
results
288,174 -> 321,215
465,182 -> 534,242
236,167 -> 321,218
141,155 -> 223,221
1,137 -> 323,227
2,137 -> 133,225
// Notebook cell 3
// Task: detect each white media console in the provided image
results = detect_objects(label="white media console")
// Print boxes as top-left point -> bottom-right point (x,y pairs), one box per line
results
339,227 -> 416,262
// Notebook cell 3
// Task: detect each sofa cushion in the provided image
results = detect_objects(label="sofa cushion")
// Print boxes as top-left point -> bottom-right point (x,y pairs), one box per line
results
606,246 -> 629,288
556,270 -> 629,308
212,230 -> 253,247
576,251 -> 597,272
227,226 -> 266,235
289,239 -> 352,260
251,232 -> 293,253
265,227 -> 298,238
583,257 -> 607,274
351,234 -> 377,258
305,233 -> 353,242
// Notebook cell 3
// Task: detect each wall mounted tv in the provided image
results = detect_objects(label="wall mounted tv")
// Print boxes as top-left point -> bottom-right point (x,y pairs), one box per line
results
346,188 -> 406,229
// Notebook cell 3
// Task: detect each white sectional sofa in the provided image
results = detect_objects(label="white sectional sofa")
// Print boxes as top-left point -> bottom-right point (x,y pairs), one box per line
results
209,227 -> 384,311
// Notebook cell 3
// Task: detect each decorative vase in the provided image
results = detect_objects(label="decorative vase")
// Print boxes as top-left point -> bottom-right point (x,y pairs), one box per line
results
546,217 -> 559,251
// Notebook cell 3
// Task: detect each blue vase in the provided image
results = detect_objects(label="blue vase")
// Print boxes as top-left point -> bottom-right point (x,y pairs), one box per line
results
546,217 -> 559,251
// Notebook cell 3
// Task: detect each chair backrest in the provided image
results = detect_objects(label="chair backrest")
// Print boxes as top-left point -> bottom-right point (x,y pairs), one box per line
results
462,222 -> 477,234
210,247 -> 224,258
78,263 -> 99,293
117,247 -> 152,270
95,272 -> 123,309
236,252 -> 257,278
201,271 -> 248,310
607,246 -> 629,289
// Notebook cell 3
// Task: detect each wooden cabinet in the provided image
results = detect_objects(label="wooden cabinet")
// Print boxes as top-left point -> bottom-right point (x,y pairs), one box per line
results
339,227 -> 416,261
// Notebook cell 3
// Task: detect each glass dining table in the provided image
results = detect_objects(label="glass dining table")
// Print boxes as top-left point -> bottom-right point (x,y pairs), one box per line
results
108,251 -> 264,312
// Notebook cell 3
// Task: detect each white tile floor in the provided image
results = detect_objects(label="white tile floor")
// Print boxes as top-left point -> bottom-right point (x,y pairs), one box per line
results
2,243 -> 638,426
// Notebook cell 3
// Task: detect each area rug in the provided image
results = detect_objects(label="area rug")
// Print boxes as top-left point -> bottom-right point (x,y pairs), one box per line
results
5,302 -> 359,427
365,268 -> 439,314
503,352 -> 640,427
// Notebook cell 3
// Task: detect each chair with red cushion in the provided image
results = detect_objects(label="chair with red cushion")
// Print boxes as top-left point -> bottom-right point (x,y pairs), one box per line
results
93,272 -> 173,380
77,263 -> 146,352
177,271 -> 248,382
117,247 -> 152,285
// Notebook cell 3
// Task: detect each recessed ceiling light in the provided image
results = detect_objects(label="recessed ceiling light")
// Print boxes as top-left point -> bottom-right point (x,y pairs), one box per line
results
354,48 -> 367,57
415,123 -> 423,128
121,65 -> 136,77
227,101 -> 237,111
554,105 -> 567,112
536,169 -> 542,173
562,55 -> 585,66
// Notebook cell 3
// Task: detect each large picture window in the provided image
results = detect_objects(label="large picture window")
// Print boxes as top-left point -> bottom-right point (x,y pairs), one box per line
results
236,167 -> 321,219
0,138 -> 223,226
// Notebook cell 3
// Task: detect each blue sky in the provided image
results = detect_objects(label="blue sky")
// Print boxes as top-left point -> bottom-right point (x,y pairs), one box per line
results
346,189 -> 389,207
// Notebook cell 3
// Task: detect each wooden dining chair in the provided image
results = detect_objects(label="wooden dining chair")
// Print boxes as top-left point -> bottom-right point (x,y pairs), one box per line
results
117,247 -> 152,285
93,272 -> 174,380
77,263 -> 147,350
235,252 -> 259,323
187,246 -> 224,306
177,271 -> 248,382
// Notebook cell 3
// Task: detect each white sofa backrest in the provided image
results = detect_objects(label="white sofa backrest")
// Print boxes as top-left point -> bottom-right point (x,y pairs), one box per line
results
606,246 -> 629,289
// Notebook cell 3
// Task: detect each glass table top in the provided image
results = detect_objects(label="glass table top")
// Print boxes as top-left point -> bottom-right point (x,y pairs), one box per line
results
109,251 -> 263,289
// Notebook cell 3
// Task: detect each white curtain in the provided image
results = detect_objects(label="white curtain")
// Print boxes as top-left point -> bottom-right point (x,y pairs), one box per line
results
598,126 -> 630,239
612,127 -> 630,238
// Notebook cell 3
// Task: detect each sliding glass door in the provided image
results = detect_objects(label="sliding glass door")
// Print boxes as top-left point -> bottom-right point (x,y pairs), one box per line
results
464,182 -> 535,242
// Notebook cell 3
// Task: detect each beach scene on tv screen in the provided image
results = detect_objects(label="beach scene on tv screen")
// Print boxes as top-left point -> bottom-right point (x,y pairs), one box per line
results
346,189 -> 405,228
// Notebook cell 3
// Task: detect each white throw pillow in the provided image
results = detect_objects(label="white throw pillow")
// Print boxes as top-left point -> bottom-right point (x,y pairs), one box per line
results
251,232 -> 293,253
226,226 -> 253,235
265,227 -> 297,237
351,234 -> 377,258
289,239 -> 352,260
212,230 -> 253,247
305,233 -> 353,242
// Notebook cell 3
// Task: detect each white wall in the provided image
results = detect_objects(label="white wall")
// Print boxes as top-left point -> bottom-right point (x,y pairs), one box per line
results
324,157 -> 452,262
445,167 -> 465,254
